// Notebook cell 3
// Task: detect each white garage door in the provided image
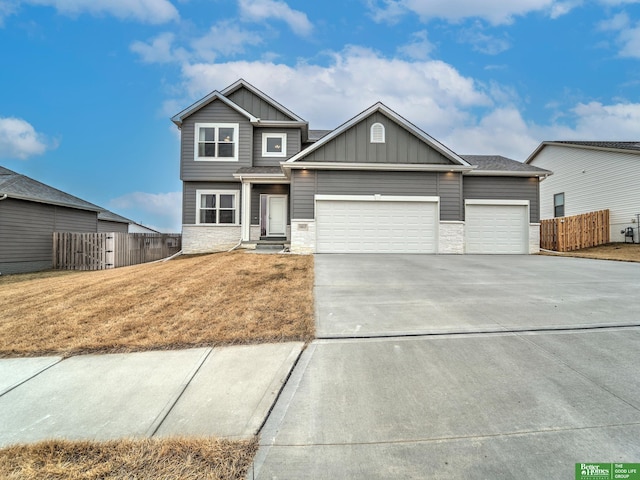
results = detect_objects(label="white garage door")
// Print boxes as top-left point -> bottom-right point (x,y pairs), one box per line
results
316,196 -> 438,254
465,202 -> 529,254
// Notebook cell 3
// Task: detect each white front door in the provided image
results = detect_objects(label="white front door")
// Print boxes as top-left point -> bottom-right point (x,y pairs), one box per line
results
267,195 -> 287,236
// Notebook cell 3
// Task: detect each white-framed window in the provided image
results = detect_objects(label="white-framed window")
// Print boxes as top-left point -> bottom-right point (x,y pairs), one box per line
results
554,192 -> 565,218
196,190 -> 239,225
262,132 -> 287,157
194,123 -> 239,161
370,122 -> 385,143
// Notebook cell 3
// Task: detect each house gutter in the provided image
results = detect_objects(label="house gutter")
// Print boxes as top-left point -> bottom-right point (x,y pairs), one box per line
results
0,194 -> 7,201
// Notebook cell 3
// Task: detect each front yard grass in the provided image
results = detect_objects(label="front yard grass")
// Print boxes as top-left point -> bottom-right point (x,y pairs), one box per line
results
0,437 -> 257,480
0,251 -> 314,358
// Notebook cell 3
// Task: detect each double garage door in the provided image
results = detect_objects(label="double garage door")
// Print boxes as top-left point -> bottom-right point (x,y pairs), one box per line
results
316,196 -> 438,254
315,196 -> 529,254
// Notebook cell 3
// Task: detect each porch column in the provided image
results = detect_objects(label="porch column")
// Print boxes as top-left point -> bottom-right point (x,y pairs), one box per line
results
241,180 -> 251,242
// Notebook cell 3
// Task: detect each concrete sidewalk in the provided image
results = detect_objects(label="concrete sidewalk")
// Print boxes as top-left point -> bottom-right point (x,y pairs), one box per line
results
0,342 -> 303,447
251,329 -> 640,479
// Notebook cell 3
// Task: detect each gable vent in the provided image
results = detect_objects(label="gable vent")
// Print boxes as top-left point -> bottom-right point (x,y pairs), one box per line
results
370,123 -> 385,143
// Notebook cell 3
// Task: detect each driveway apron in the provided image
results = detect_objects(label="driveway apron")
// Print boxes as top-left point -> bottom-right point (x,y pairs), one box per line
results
250,255 -> 640,479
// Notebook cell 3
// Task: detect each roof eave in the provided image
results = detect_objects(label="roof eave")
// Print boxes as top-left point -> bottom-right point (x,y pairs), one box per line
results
1,193 -> 103,212
171,90 -> 259,127
281,162 -> 475,173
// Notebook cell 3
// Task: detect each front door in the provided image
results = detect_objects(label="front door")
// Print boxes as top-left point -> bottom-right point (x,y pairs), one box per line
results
267,195 -> 287,236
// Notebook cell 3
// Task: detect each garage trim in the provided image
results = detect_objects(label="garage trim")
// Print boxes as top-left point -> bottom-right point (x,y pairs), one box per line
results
315,195 -> 440,254
465,199 -> 530,254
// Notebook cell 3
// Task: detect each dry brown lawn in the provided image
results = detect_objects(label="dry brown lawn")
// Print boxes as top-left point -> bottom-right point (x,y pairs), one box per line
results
0,251 -> 314,358
541,243 -> 640,262
0,437 -> 257,480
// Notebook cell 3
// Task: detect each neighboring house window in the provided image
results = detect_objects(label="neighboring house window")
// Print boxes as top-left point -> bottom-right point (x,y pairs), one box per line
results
370,123 -> 385,143
554,193 -> 565,217
196,190 -> 238,224
262,133 -> 287,157
195,123 -> 238,161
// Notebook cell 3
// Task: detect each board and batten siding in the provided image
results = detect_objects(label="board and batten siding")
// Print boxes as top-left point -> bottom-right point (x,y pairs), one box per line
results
0,198 -> 98,274
180,100 -> 252,182
301,112 -> 452,165
182,181 -> 240,225
253,128 -> 302,167
463,176 -> 540,223
226,87 -> 295,121
291,170 -> 463,221
530,145 -> 640,242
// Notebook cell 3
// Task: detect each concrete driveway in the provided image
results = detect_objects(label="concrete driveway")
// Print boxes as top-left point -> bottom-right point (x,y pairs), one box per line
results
250,255 -> 640,479
315,254 -> 640,337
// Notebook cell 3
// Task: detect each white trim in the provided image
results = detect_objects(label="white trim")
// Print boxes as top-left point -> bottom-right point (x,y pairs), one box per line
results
466,170 -> 550,177
370,122 -> 385,143
316,194 -> 440,203
262,132 -> 287,157
266,194 -> 288,236
282,162 -> 474,173
285,102 -> 470,166
171,91 -> 258,126
465,199 -> 530,206
195,189 -> 240,225
241,182 -> 251,241
194,123 -> 239,162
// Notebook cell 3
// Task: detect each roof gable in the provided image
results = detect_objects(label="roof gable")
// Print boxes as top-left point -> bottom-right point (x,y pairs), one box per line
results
221,79 -> 305,122
171,90 -> 258,127
286,103 -> 471,168
526,140 -> 640,164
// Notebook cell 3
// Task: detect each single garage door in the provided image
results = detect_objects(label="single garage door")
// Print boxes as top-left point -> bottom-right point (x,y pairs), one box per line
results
316,196 -> 438,254
465,201 -> 529,254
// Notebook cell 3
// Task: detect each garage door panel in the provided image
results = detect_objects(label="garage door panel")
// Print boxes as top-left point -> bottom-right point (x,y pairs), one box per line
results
316,199 -> 437,254
466,204 -> 528,254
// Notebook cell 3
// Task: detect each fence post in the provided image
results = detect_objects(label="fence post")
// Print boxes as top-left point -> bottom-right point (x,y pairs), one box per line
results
105,233 -> 115,269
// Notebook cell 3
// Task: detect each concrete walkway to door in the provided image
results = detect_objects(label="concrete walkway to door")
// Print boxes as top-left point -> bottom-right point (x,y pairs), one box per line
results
314,254 -> 640,337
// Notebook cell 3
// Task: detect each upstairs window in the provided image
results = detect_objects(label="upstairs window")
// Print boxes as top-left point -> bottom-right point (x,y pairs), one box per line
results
370,122 -> 385,143
195,123 -> 238,161
197,190 -> 238,224
554,193 -> 565,217
262,133 -> 287,157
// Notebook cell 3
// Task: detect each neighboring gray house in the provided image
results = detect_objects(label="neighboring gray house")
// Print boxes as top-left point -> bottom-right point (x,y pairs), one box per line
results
172,79 -> 550,255
0,166 -> 150,274
98,210 -> 160,234
525,141 -> 640,243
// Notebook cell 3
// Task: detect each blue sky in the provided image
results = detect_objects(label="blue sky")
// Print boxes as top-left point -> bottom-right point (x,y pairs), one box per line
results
0,0 -> 639,232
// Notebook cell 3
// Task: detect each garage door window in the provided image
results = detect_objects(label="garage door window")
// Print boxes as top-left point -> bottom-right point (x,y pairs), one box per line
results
554,193 -> 564,218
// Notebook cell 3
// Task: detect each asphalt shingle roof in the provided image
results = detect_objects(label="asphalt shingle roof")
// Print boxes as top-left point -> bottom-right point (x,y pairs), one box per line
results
553,141 -> 640,152
462,155 -> 551,173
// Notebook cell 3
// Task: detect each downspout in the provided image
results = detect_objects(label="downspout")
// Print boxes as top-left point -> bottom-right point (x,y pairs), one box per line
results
228,175 -> 244,252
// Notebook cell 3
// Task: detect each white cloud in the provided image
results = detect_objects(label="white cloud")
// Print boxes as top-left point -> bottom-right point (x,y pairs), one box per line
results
191,21 -> 262,60
0,117 -> 55,159
180,46 -> 492,133
109,191 -> 182,232
0,1 -> 19,26
130,32 -> 187,63
23,0 -> 178,24
398,30 -> 435,60
458,22 -> 511,54
598,12 -> 640,58
238,0 -> 312,36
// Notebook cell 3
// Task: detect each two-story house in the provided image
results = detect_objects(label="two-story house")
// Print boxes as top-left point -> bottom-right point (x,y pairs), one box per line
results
172,79 -> 551,255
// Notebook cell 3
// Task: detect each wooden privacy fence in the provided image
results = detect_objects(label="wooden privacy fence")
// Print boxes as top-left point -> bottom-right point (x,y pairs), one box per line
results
53,233 -> 182,270
540,210 -> 610,252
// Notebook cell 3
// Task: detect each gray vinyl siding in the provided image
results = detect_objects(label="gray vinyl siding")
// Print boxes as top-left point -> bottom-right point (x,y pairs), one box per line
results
180,100 -> 252,181
463,176 -> 540,223
98,220 -> 129,233
253,128 -> 302,166
0,198 -> 98,274
250,185 -> 290,225
226,87 -> 294,121
182,181 -> 240,225
291,170 -> 463,221
301,112 -> 452,165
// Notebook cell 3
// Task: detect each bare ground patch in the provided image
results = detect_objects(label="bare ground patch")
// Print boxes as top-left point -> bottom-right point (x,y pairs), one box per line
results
541,243 -> 640,262
0,437 -> 257,480
0,251 -> 314,357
